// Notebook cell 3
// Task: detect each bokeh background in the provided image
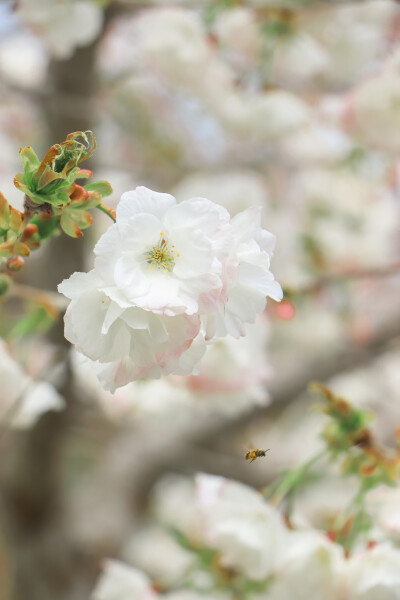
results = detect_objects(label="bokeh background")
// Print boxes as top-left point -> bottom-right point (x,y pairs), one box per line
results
0,1 -> 399,598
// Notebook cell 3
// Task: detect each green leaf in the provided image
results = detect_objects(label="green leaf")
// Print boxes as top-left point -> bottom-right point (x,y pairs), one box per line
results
85,180 -> 113,197
60,207 -> 93,238
31,215 -> 60,240
0,192 -> 10,230
9,208 -> 24,236
19,146 -> 40,174
0,241 -> 12,258
10,305 -> 56,338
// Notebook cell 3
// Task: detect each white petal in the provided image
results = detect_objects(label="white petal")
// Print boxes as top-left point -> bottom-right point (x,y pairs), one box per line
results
114,256 -> 151,297
58,269 -> 102,300
101,301 -> 125,335
117,186 -> 176,222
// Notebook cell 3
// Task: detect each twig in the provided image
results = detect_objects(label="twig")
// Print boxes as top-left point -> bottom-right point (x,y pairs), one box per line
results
286,261 -> 400,297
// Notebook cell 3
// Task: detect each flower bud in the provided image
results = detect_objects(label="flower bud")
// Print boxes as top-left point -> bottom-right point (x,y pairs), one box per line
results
21,223 -> 38,241
6,256 -> 24,271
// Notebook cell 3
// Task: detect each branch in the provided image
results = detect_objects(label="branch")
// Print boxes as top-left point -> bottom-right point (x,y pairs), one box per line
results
286,261 -> 400,297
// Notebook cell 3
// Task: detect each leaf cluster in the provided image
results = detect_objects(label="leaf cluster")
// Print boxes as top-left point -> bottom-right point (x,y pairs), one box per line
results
14,130 -> 113,239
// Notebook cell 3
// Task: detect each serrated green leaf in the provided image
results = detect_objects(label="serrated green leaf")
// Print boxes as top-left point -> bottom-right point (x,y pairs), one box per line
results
85,180 -> 113,197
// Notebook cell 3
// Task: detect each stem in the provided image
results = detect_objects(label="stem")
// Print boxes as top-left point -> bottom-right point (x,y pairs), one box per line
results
333,485 -> 367,534
262,448 -> 328,505
97,203 -> 116,222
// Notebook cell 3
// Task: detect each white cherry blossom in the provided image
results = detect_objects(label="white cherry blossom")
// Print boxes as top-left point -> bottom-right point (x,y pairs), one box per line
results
58,269 -> 204,392
94,187 -> 231,317
59,186 -> 281,390
205,206 -> 283,338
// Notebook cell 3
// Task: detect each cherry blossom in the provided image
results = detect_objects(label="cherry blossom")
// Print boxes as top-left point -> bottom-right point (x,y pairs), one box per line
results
59,187 -> 281,390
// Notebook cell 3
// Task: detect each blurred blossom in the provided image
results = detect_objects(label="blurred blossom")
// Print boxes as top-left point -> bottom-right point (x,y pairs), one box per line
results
0,32 -> 48,89
16,0 -> 103,60
280,124 -> 353,167
180,320 -> 272,413
0,340 -> 64,428
173,171 -> 269,217
92,560 -> 157,600
163,593 -> 231,600
292,475 -> 359,531
344,544 -> 400,600
124,525 -> 195,587
213,7 -> 260,73
195,474 -> 288,580
266,530 -> 345,600
367,486 -> 400,544
292,168 -> 398,271
133,8 -> 214,91
152,474 -> 203,544
247,91 -> 311,141
269,33 -> 330,88
327,349 -> 400,443
347,49 -> 400,152
300,1 -> 398,88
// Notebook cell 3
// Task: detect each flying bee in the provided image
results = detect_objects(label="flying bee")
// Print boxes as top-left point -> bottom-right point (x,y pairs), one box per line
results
245,448 -> 270,463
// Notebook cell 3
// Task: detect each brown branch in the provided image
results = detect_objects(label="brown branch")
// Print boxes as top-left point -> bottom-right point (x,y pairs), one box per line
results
286,261 -> 400,297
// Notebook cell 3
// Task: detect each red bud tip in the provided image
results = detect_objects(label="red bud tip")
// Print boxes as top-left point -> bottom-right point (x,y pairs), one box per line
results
70,183 -> 89,201
6,256 -> 25,271
22,223 -> 38,239
78,169 -> 93,178
325,530 -> 337,542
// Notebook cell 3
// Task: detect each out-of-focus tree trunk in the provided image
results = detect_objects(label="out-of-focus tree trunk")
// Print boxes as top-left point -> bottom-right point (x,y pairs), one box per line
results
0,21 -> 106,600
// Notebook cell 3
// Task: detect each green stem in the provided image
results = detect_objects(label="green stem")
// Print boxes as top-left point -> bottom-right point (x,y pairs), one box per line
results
262,448 -> 328,504
97,203 -> 116,222
333,485 -> 367,533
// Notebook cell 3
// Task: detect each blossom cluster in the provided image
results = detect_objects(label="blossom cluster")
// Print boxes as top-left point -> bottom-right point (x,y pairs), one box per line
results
0,340 -> 64,428
16,0 -> 103,60
92,473 -> 400,600
59,187 -> 282,391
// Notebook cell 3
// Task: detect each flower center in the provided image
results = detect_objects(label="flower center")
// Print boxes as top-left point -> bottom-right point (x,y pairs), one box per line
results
147,232 -> 178,273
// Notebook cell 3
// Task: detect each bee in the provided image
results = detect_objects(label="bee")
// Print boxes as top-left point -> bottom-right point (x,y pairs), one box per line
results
245,448 -> 270,463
